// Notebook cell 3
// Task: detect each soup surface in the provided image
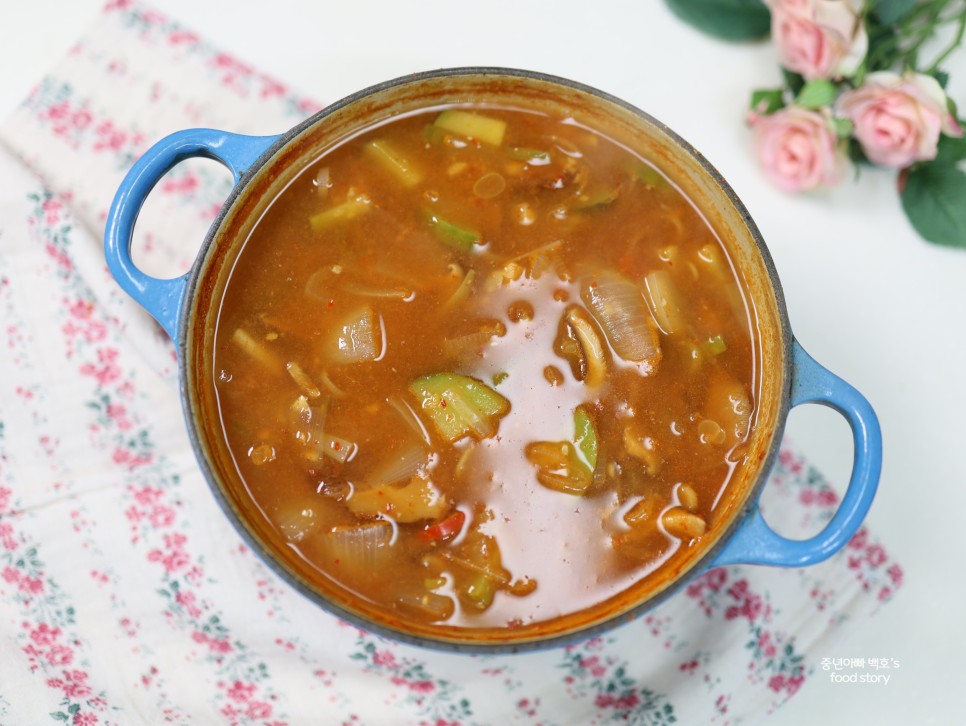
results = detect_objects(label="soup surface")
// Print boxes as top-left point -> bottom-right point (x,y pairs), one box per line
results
212,104 -> 757,639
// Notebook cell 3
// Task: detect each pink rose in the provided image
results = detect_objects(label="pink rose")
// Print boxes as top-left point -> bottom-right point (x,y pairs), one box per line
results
768,0 -> 867,80
750,106 -> 846,191
836,71 -> 964,167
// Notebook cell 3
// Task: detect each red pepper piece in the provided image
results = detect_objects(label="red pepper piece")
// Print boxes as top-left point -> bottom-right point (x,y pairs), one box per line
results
418,510 -> 466,543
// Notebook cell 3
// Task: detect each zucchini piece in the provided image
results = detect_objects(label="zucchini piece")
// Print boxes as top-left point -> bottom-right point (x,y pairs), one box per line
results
506,146 -> 551,165
309,193 -> 371,231
409,373 -> 510,442
573,405 -> 598,472
446,529 -> 511,612
433,110 -> 506,146
424,123 -> 451,146
428,213 -> 481,253
630,161 -> 668,189
363,139 -> 423,188
574,186 -> 621,211
701,335 -> 728,357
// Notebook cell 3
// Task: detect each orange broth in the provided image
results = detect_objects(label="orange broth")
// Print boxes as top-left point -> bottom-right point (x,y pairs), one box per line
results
212,104 -> 756,636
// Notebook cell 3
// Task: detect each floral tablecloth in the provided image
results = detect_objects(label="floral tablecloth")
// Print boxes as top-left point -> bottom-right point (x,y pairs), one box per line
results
0,2 -> 903,724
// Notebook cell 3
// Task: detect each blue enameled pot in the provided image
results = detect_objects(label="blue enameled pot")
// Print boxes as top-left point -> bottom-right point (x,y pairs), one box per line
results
104,68 -> 882,653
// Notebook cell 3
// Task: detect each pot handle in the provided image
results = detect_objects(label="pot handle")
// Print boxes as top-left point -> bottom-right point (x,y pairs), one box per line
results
712,339 -> 881,568
104,129 -> 281,341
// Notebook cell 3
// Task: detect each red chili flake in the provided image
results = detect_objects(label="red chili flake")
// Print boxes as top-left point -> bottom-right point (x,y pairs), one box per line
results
439,398 -> 447,408
332,441 -> 342,451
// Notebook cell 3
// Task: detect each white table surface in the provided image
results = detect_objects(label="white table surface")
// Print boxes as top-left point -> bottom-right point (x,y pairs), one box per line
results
1,1 -> 963,723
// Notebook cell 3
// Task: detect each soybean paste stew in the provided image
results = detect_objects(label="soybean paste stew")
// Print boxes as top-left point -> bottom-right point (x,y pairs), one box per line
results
212,105 -> 757,638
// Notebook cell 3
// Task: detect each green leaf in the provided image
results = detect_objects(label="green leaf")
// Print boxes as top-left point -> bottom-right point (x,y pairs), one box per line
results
865,23 -> 897,73
832,117 -> 854,138
875,0 -> 918,25
664,0 -> 771,42
750,88 -> 785,114
935,131 -> 966,165
51,713 -> 69,721
781,68 -> 806,96
796,80 -> 837,109
901,163 -> 966,248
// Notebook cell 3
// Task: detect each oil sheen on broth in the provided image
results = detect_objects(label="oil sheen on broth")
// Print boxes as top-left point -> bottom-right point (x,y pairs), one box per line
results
213,105 -> 756,635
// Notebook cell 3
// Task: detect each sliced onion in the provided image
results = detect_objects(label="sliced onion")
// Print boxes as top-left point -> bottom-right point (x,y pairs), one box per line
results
296,398 -> 331,458
290,394 -> 312,428
549,135 -> 583,159
305,265 -> 340,301
696,243 -> 749,331
388,396 -> 432,446
441,268 -> 476,311
439,550 -> 511,586
231,328 -> 279,370
319,521 -> 393,572
319,369 -> 347,399
395,590 -> 455,622
308,399 -> 329,439
291,395 -> 312,444
643,270 -> 686,335
321,434 -> 357,464
307,264 -> 415,302
248,444 -> 275,465
286,361 -> 321,398
341,280 -> 414,299
324,307 -> 384,364
313,166 -> 332,198
580,271 -> 661,367
273,500 -> 320,543
364,443 -> 429,488
442,320 -> 506,361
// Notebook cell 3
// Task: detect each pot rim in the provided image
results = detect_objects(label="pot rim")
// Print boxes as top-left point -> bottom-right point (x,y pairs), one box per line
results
178,66 -> 793,653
